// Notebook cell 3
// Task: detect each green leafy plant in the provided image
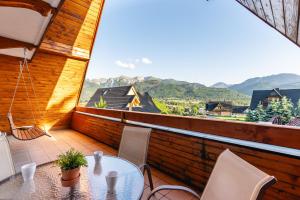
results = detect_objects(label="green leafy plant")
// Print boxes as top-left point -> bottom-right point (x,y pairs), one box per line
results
94,96 -> 107,108
57,148 -> 88,170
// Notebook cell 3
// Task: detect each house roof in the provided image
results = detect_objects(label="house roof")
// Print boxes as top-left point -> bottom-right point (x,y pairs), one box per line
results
87,86 -> 134,108
232,106 -> 249,114
236,0 -> 300,48
250,88 -> 300,109
132,92 -> 161,113
205,101 -> 233,112
87,86 -> 161,113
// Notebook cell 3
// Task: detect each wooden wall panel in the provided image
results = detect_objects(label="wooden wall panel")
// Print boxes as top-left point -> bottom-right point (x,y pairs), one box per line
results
75,107 -> 300,150
71,111 -> 300,200
0,0 -> 105,132
0,53 -> 86,132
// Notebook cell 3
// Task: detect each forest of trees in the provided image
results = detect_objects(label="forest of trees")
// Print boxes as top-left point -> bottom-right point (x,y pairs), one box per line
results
246,97 -> 300,124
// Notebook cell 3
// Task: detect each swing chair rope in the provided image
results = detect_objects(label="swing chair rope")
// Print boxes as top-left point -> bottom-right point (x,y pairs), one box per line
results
8,49 -> 44,125
8,59 -> 24,113
23,52 -> 46,123
7,48 -> 50,140
20,61 -> 37,125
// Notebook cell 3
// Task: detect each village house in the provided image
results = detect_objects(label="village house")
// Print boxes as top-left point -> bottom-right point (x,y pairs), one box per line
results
205,101 -> 248,116
250,88 -> 300,109
87,85 -> 161,113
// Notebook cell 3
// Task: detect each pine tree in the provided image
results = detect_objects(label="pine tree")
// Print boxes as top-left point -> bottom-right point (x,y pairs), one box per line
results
246,109 -> 259,122
256,102 -> 267,121
277,96 -> 293,124
293,99 -> 300,117
265,99 -> 280,121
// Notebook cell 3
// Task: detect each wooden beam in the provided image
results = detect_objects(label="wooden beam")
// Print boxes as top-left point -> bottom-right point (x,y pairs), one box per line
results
0,0 -> 55,16
0,36 -> 36,50
39,39 -> 90,61
30,0 -> 66,61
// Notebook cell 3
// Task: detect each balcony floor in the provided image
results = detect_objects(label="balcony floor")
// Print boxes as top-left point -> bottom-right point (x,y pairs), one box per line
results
7,129 -> 199,200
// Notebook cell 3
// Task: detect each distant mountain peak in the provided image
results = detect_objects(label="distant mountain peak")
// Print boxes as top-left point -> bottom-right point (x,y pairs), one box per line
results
229,73 -> 300,95
211,82 -> 231,88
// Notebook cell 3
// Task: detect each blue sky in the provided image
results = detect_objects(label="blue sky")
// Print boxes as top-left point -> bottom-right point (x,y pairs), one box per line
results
86,0 -> 300,86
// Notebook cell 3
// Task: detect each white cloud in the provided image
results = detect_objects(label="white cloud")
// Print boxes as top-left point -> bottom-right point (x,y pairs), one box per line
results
115,57 -> 152,69
115,60 -> 136,69
141,57 -> 152,64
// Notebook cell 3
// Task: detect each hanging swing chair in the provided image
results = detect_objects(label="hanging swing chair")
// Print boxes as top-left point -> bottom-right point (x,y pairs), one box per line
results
7,49 -> 50,140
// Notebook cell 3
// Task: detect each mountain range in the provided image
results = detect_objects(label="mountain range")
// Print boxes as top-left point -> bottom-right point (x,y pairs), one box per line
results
212,73 -> 300,95
80,73 -> 300,104
80,76 -> 249,104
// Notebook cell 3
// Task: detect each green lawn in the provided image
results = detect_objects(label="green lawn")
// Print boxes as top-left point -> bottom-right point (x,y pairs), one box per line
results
212,115 -> 247,122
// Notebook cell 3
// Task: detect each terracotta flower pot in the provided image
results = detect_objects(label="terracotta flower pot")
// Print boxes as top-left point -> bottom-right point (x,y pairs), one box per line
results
61,167 -> 80,180
61,167 -> 80,187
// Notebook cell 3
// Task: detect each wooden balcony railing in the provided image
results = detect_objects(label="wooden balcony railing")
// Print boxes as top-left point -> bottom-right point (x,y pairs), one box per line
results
71,106 -> 300,200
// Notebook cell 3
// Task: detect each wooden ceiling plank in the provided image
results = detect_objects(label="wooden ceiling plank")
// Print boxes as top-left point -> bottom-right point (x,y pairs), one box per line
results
0,36 -> 36,50
261,0 -> 276,25
282,0 -> 288,35
0,0 -> 55,17
297,0 -> 300,44
283,0 -> 299,42
253,0 -> 267,19
247,0 -> 259,13
236,0 -> 248,6
270,0 -> 286,33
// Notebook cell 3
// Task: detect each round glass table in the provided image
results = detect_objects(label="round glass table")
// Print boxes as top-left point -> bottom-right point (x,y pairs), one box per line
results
0,155 -> 144,200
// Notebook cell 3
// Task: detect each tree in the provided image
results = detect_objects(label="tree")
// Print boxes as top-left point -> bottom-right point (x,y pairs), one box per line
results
246,102 -> 266,122
94,96 -> 107,108
265,99 -> 280,121
153,98 -> 170,114
256,102 -> 267,121
246,96 -> 294,124
277,96 -> 293,124
246,109 -> 259,122
293,99 -> 300,117
172,105 -> 185,115
190,104 -> 199,116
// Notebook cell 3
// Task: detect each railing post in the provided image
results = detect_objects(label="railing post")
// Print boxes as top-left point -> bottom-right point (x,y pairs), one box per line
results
121,111 -> 125,123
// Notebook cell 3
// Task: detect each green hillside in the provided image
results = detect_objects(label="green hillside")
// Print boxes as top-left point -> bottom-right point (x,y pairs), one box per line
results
80,76 -> 250,105
229,73 -> 300,95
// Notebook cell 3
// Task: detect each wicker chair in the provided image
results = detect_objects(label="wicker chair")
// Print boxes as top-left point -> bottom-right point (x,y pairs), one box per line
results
118,126 -> 153,190
147,149 -> 276,200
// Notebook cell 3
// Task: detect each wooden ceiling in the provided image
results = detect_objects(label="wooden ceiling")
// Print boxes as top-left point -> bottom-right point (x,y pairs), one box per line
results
0,0 -> 298,60
0,0 -> 55,16
0,0 -> 63,59
236,0 -> 300,47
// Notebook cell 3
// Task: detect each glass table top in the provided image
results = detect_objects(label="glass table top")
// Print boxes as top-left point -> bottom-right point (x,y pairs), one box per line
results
0,155 -> 144,200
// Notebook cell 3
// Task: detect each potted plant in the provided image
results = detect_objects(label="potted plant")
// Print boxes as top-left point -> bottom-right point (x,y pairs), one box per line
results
56,148 -> 88,187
